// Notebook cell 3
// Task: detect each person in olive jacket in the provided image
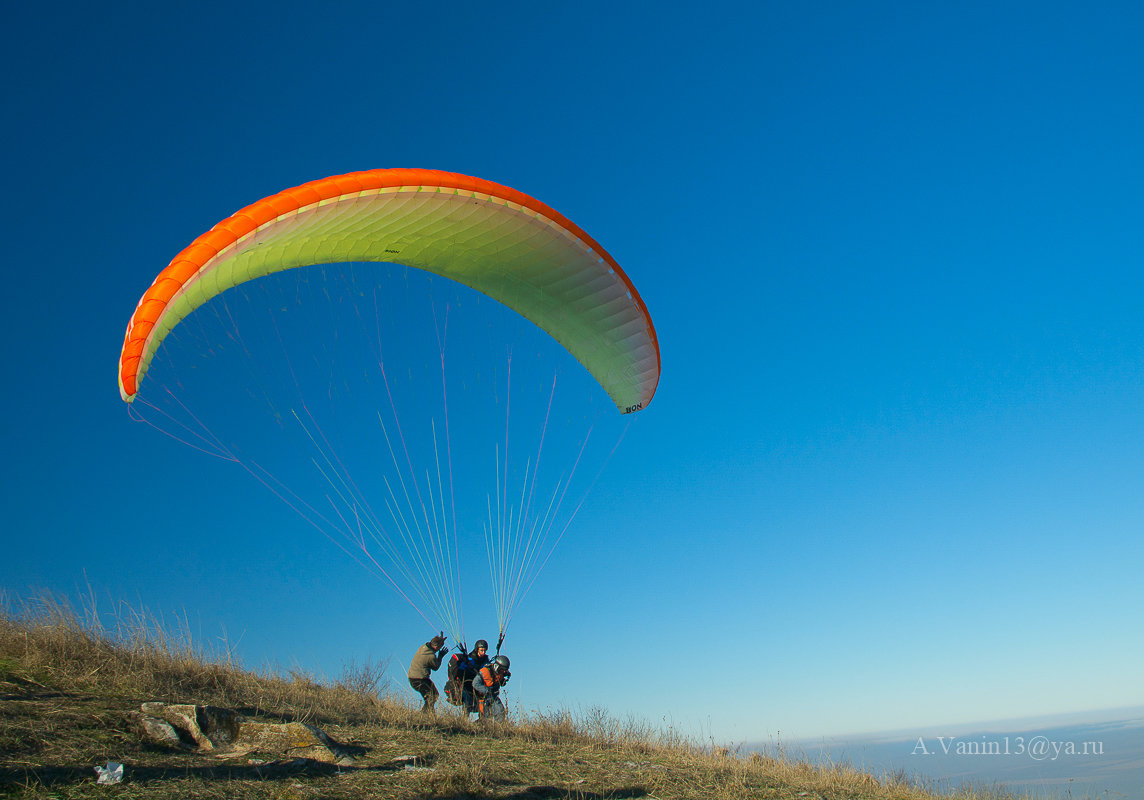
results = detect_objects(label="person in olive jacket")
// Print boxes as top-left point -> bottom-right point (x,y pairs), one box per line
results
407,634 -> 448,713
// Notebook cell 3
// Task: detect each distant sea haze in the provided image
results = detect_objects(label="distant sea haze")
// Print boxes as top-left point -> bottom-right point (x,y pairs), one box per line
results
746,708 -> 1144,799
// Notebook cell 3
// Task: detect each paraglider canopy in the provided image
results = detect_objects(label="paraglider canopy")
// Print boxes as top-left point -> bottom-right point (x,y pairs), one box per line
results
118,168 -> 660,647
119,168 -> 660,414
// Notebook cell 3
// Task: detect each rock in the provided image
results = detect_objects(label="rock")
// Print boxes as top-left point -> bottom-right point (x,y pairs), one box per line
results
136,703 -> 241,751
140,703 -> 211,750
232,721 -> 353,765
127,711 -> 189,749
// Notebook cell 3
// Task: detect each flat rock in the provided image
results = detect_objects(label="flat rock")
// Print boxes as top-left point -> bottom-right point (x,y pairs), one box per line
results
234,721 -> 353,764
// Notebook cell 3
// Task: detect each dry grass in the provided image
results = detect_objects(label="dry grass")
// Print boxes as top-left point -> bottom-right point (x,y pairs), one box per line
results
0,590 -> 387,727
1,592 -> 1033,800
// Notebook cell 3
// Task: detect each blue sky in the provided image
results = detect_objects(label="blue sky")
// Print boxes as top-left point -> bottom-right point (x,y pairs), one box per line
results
3,1 -> 1143,745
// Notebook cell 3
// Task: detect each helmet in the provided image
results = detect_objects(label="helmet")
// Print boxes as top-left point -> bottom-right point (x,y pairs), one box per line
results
493,655 -> 510,672
474,639 -> 489,651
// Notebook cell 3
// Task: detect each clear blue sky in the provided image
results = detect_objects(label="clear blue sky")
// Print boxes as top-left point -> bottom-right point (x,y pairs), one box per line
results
3,1 -> 1142,743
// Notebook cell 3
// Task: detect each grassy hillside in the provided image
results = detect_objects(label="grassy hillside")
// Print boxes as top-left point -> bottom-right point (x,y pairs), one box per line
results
0,595 -> 1027,800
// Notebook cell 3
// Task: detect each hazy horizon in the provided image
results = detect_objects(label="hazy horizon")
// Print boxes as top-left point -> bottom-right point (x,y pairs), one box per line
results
748,706 -> 1144,799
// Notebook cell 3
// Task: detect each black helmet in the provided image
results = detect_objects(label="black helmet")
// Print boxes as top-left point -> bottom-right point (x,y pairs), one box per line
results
493,655 -> 510,672
474,639 -> 489,651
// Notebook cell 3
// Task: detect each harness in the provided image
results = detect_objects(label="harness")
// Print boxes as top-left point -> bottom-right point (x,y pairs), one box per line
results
445,652 -> 490,708
478,665 -> 505,688
476,665 -> 506,713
